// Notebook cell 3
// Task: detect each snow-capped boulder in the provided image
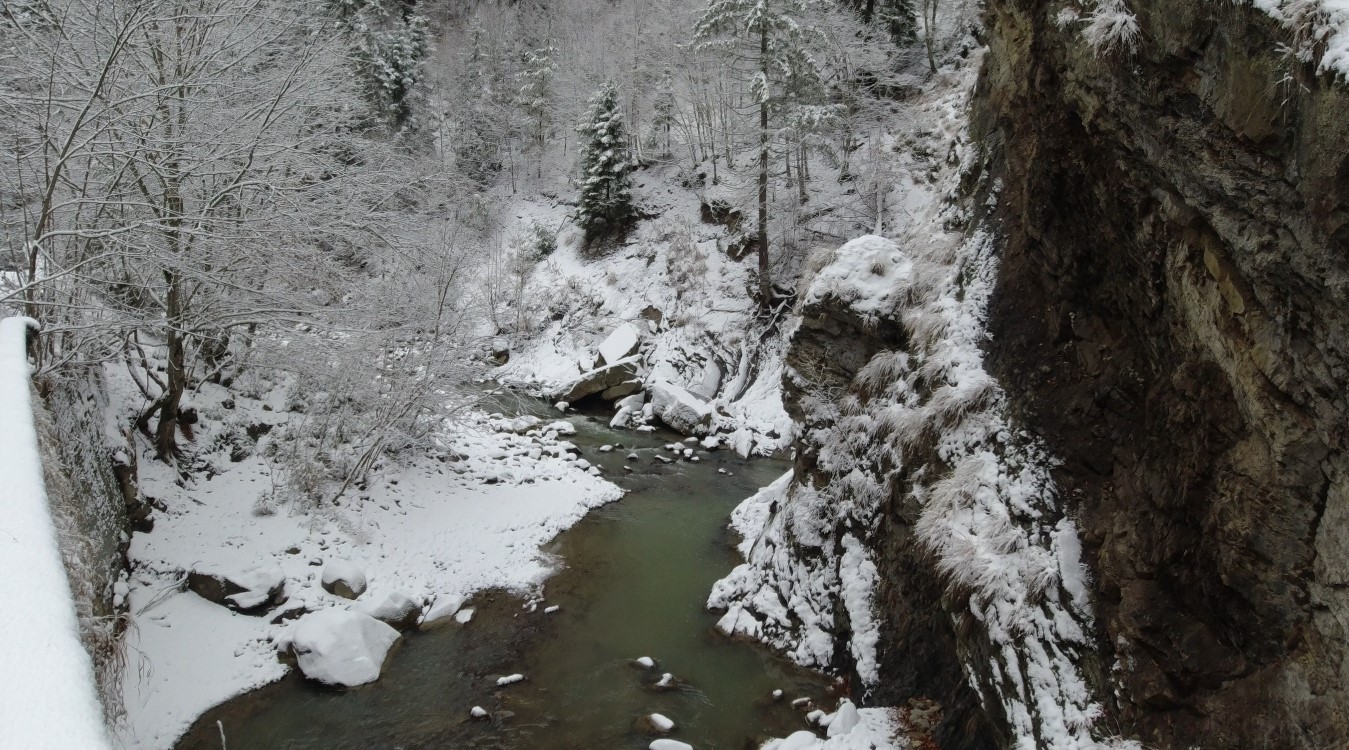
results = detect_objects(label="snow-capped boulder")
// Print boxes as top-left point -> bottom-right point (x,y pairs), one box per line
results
291,608 -> 400,687
563,359 -> 640,402
354,591 -> 422,631
826,700 -> 860,737
647,381 -> 713,435
187,564 -> 285,615
649,740 -> 693,750
635,712 -> 676,734
597,323 -> 641,367
470,706 -> 490,720
775,730 -> 823,750
420,593 -> 465,628
321,560 -> 368,599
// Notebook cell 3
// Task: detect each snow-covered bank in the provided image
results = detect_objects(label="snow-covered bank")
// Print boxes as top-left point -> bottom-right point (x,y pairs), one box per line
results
116,378 -> 621,748
0,317 -> 111,750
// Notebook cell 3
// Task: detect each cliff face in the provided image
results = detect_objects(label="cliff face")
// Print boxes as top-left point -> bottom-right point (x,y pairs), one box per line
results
975,1 -> 1349,747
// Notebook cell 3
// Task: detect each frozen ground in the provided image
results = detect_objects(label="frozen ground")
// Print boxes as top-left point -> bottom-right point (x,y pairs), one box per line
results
114,372 -> 621,749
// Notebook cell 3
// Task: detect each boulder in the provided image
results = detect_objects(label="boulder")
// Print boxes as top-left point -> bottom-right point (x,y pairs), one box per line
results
354,591 -> 422,631
635,713 -> 676,734
563,360 -> 639,403
187,564 -> 285,615
321,560 -> 368,600
597,323 -> 641,367
291,608 -> 400,687
601,380 -> 642,400
647,381 -> 713,435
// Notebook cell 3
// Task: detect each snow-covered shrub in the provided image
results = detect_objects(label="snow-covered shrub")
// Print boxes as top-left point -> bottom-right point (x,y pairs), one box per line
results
1081,0 -> 1141,55
1255,0 -> 1349,78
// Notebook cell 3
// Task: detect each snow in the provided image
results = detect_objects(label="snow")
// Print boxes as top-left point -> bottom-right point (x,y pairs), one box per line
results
116,386 -> 622,749
635,655 -> 656,668
1254,0 -> 1349,78
471,705 -> 490,718
804,235 -> 913,320
355,591 -> 420,627
321,559 -> 368,598
598,322 -> 642,366
496,673 -> 525,686
650,740 -> 694,750
759,705 -> 903,750
0,317 -> 112,749
454,607 -> 476,624
648,713 -> 676,731
290,608 -> 400,687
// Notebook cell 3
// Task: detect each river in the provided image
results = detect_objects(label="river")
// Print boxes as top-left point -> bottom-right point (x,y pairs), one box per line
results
175,407 -> 831,750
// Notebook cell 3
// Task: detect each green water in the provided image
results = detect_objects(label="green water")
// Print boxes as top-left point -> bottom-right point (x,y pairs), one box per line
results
176,412 -> 830,750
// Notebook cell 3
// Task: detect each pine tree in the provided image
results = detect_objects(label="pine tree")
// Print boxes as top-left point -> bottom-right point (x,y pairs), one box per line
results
326,0 -> 429,130
575,82 -> 636,245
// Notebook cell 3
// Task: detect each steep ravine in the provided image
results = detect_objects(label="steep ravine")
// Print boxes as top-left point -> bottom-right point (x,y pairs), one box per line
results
977,1 -> 1349,748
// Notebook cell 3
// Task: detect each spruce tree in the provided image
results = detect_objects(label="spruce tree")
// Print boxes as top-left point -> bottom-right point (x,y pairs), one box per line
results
575,82 -> 636,244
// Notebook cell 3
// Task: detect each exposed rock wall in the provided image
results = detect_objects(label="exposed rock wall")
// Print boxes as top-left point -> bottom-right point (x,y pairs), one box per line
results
975,1 -> 1349,747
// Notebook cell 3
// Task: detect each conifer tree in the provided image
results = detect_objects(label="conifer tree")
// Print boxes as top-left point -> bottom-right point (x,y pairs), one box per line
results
575,82 -> 636,244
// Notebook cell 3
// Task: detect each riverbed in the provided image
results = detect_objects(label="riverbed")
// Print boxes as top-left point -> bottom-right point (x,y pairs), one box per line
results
174,408 -> 832,750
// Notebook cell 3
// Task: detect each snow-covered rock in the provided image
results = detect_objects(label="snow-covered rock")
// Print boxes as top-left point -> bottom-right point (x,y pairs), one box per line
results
454,607 -> 475,624
187,564 -> 285,614
544,420 -> 577,436
470,706 -> 490,720
563,359 -> 640,402
649,740 -> 693,750
320,560 -> 368,600
291,608 -> 400,687
597,323 -> 641,367
421,593 -> 464,627
496,673 -> 525,686
634,655 -> 655,668
354,591 -> 422,631
649,713 -> 675,732
826,700 -> 860,737
773,731 -> 822,750
647,381 -> 713,435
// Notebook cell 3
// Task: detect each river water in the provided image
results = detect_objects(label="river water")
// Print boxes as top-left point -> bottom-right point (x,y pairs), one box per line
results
176,409 -> 831,750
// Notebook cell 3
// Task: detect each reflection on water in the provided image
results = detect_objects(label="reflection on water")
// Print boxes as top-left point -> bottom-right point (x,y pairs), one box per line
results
176,409 -> 832,750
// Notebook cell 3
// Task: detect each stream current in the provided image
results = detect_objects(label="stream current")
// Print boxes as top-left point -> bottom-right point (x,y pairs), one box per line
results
176,407 -> 831,750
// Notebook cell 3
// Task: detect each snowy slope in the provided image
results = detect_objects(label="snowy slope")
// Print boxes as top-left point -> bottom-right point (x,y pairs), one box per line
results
495,170 -> 799,456
0,317 -> 111,750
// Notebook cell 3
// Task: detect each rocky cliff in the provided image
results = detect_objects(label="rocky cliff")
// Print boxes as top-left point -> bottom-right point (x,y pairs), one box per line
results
977,1 -> 1349,747
714,2 -> 1348,749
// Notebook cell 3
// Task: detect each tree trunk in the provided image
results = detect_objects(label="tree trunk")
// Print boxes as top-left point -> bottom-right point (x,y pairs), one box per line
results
156,270 -> 186,459
757,28 -> 771,309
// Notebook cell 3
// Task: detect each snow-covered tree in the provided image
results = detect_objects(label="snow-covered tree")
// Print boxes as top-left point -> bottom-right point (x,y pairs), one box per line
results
0,0 -> 409,459
326,0 -> 430,129
575,82 -> 637,245
693,0 -> 829,306
649,68 -> 678,157
519,41 -> 558,176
